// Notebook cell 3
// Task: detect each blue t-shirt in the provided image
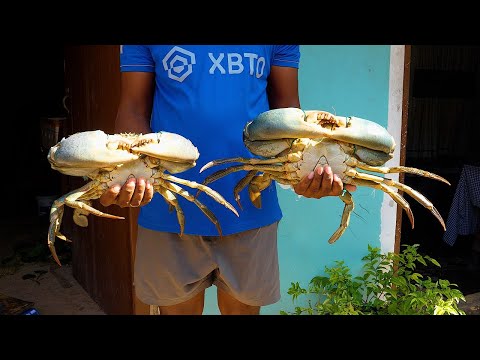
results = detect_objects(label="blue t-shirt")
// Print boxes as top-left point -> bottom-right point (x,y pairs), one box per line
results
120,45 -> 300,236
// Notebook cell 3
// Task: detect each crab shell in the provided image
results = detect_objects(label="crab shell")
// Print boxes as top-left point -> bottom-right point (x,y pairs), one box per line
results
243,107 -> 396,160
48,130 -> 200,177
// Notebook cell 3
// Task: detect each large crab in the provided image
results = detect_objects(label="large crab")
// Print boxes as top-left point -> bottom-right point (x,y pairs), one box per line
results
47,130 -> 238,266
199,107 -> 450,244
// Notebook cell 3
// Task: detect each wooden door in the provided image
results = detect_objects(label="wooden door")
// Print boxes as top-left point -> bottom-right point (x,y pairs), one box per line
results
63,45 -> 149,315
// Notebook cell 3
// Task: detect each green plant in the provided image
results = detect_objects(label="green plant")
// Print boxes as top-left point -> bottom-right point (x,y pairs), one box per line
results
281,244 -> 466,315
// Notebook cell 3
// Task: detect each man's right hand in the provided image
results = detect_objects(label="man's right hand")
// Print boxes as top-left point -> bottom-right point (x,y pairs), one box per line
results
99,177 -> 154,208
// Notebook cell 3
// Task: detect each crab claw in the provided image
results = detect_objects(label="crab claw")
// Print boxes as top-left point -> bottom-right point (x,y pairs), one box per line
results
48,130 -> 140,176
244,108 -> 395,155
131,131 -> 200,163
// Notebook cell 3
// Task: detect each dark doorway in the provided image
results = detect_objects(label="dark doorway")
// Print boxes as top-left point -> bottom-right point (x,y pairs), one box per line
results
2,44 -> 66,264
401,45 -> 480,296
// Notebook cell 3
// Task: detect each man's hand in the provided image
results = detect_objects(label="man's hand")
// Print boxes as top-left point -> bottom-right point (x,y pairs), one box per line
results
293,165 -> 357,198
99,177 -> 154,208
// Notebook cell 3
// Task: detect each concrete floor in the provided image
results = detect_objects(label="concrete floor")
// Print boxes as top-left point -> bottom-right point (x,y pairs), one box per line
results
0,261 -> 105,315
459,292 -> 480,315
0,214 -> 105,315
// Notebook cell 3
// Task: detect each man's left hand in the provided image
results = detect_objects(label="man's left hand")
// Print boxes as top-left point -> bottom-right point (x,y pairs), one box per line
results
293,165 -> 357,199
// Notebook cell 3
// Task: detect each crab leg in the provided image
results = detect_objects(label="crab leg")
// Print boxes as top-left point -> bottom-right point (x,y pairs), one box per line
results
347,177 -> 416,229
268,174 -> 298,187
248,174 -> 275,208
233,170 -> 257,209
201,159 -> 301,208
382,178 -> 445,229
49,200 -> 69,242
72,202 -> 95,227
240,171 -> 301,209
201,164 -> 290,187
328,191 -> 354,244
155,178 -> 224,236
48,181 -> 125,266
157,187 -> 185,236
64,181 -> 125,223
200,155 -> 292,173
160,174 -> 239,218
346,158 -> 451,185
234,171 -> 297,209
48,202 -> 69,266
346,168 -> 445,230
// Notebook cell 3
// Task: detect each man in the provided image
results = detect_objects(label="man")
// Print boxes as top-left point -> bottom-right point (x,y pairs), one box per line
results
99,45 -> 355,315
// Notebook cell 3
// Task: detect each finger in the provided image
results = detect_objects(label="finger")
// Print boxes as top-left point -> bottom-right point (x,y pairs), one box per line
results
129,177 -> 146,207
320,165 -> 334,194
140,180 -> 154,206
99,184 -> 121,207
293,171 -> 314,195
331,174 -> 343,196
117,178 -> 137,207
305,165 -> 324,197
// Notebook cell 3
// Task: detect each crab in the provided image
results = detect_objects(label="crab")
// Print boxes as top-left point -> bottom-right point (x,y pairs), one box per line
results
199,107 -> 450,244
47,130 -> 239,266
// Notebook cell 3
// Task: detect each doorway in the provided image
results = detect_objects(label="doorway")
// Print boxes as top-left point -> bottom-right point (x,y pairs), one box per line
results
401,45 -> 480,295
2,44 -> 66,264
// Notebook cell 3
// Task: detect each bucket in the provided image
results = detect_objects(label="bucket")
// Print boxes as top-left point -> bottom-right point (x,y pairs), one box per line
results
36,195 -> 58,216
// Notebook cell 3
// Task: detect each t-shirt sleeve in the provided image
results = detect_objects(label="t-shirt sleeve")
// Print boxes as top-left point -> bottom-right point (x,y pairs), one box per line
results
119,45 -> 155,72
272,45 -> 300,68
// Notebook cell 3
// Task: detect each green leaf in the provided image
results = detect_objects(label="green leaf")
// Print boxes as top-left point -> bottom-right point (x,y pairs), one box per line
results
427,257 -> 441,267
279,243 -> 466,315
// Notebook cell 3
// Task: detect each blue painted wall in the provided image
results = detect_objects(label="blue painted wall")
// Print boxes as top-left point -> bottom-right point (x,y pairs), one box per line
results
203,45 -> 392,315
